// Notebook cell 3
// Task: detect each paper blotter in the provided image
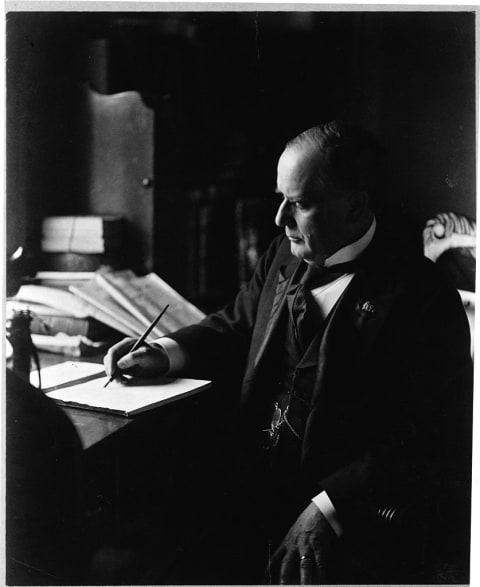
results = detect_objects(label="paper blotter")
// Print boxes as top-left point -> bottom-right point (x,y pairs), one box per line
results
46,376 -> 211,417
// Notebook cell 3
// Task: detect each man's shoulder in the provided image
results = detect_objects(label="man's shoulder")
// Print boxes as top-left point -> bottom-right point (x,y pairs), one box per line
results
364,238 -> 458,301
367,222 -> 446,280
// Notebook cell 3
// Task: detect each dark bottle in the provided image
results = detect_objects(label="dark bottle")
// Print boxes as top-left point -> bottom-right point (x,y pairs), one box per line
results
7,310 -> 34,381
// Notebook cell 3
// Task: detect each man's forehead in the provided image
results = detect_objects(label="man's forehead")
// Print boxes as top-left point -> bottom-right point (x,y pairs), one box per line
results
277,146 -> 327,188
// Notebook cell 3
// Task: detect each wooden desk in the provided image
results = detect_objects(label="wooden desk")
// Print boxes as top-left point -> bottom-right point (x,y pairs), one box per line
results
8,353 -> 230,585
33,351 -> 134,450
61,407 -> 133,450
32,352 -> 217,452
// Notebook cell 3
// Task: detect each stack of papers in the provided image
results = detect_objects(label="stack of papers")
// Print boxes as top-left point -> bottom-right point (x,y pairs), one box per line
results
33,361 -> 211,418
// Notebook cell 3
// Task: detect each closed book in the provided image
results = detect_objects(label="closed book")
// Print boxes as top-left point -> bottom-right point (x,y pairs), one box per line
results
40,252 -> 123,272
30,314 -> 120,340
31,333 -> 112,357
41,235 -> 122,254
6,298 -> 118,339
42,215 -> 123,238
13,285 -> 91,318
7,299 -> 70,318
35,271 -> 95,289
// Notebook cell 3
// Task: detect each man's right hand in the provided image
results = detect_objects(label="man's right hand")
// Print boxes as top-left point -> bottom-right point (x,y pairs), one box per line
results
103,337 -> 170,380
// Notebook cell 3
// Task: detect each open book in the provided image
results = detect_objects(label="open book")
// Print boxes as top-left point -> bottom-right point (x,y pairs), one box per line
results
13,270 -> 206,344
69,270 -> 206,338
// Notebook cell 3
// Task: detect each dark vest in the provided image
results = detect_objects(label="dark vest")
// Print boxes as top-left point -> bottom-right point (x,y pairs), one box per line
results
249,310 -> 330,523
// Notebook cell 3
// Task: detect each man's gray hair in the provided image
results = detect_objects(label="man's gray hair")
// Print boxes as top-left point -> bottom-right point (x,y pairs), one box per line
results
286,120 -> 385,199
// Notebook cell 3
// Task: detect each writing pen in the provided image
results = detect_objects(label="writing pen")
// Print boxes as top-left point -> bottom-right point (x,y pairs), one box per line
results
104,303 -> 170,388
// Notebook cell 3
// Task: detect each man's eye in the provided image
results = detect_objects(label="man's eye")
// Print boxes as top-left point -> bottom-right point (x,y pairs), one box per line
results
294,201 -> 308,210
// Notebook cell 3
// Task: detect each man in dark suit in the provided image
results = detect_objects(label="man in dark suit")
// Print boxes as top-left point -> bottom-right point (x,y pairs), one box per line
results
105,121 -> 472,584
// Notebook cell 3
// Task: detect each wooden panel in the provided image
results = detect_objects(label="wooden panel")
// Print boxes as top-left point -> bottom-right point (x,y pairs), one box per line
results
85,88 -> 155,272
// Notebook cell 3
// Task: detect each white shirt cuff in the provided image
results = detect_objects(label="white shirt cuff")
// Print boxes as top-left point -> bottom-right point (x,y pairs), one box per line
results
312,491 -> 343,537
152,337 -> 188,375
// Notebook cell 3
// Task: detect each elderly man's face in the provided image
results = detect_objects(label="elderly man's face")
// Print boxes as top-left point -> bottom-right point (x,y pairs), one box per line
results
275,146 -> 351,265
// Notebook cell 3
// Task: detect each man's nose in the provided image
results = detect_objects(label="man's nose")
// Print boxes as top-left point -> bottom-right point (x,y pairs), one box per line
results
275,199 -> 293,227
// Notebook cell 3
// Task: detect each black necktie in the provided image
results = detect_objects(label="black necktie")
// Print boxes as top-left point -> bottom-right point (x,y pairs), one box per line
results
290,260 -> 359,352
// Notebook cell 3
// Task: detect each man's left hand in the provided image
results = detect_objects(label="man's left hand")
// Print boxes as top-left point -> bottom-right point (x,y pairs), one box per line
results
268,502 -> 336,585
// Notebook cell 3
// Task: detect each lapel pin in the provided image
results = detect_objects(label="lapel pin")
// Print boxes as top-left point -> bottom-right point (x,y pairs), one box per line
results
360,301 -> 376,315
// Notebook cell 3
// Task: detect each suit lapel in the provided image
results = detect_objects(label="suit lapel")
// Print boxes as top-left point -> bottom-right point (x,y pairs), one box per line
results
253,256 -> 302,370
254,230 -> 396,394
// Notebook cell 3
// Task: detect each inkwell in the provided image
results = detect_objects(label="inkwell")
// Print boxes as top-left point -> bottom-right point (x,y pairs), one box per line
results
6,246 -> 41,386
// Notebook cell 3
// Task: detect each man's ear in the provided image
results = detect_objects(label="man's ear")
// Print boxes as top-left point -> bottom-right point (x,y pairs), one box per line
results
346,191 -> 369,223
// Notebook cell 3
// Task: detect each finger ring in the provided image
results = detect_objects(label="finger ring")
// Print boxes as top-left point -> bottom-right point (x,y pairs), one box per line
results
300,555 -> 315,567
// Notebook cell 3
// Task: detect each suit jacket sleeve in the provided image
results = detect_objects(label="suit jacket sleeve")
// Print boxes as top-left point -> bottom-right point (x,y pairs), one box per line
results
168,235 -> 285,380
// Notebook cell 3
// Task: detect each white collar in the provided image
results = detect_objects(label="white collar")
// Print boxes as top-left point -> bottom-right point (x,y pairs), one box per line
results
324,217 -> 376,267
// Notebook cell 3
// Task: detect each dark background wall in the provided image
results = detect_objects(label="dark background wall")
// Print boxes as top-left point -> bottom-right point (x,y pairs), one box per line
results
6,10 -> 476,304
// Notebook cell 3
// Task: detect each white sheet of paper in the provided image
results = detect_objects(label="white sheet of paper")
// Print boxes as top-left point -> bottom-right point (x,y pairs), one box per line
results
46,376 -> 211,416
30,361 -> 106,390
